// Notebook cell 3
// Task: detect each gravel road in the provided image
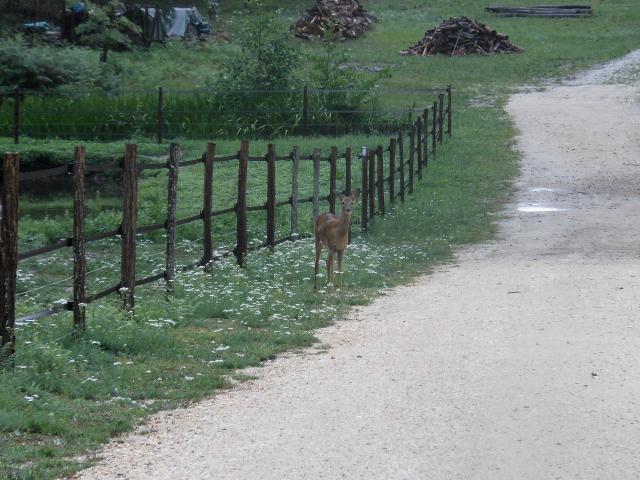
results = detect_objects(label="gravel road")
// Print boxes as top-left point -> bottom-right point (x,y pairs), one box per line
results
78,54 -> 640,480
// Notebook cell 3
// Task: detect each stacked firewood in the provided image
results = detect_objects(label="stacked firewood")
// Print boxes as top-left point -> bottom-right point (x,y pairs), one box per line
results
291,0 -> 377,41
401,17 -> 523,56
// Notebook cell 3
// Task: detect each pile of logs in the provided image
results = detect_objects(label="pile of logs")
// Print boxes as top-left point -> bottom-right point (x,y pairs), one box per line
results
291,0 -> 377,41
401,17 -> 523,56
486,5 -> 593,17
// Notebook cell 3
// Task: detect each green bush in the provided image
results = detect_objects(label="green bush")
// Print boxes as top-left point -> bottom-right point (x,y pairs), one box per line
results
0,35 -> 88,92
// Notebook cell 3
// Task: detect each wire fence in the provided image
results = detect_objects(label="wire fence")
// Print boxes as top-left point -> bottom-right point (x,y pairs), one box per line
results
0,86 -> 452,142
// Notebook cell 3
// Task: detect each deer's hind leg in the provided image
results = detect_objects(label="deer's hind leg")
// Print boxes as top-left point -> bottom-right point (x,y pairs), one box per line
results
314,239 -> 323,292
337,250 -> 344,288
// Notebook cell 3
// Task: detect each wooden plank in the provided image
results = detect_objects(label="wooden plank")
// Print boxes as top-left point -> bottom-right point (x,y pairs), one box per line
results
389,138 -> 396,203
312,148 -> 320,225
18,238 -> 70,260
19,165 -> 69,182
432,101 -> 438,155
438,94 -> 445,144
398,129 -> 405,202
165,143 -> 180,292
423,108 -> 430,168
416,117 -> 423,180
368,149 -> 375,219
73,145 -> 86,332
345,147 -> 352,195
121,144 -> 138,309
235,140 -> 249,267
1,152 -> 19,357
447,84 -> 452,137
329,146 -> 338,214
266,144 -> 277,249
345,147 -> 353,243
408,126 -> 415,194
361,148 -> 368,231
201,143 -> 215,266
376,146 -> 385,216
291,146 -> 300,236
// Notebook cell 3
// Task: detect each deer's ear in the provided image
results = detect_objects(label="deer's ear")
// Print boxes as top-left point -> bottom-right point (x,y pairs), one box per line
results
333,189 -> 345,200
350,189 -> 361,201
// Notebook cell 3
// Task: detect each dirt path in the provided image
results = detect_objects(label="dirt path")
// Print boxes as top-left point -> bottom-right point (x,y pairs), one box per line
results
78,56 -> 640,480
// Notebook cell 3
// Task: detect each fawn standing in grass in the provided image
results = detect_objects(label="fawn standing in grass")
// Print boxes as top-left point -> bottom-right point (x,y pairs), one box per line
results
314,190 -> 360,292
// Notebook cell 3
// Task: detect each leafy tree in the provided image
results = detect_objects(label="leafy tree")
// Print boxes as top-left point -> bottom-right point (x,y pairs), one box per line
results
0,35 -> 85,91
75,0 -> 140,62
219,0 -> 299,91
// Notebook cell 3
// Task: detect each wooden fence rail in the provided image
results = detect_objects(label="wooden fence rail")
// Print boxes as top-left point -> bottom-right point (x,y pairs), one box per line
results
0,88 -> 454,356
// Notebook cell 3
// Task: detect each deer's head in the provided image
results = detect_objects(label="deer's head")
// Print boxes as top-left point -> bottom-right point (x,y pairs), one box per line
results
337,190 -> 360,216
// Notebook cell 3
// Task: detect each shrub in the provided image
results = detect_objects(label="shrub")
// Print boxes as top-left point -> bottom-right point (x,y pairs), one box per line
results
75,1 -> 141,62
0,35 -> 87,91
214,0 -> 301,136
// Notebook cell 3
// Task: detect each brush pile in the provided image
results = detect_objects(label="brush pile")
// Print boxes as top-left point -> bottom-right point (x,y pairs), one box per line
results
401,17 -> 523,56
291,0 -> 377,41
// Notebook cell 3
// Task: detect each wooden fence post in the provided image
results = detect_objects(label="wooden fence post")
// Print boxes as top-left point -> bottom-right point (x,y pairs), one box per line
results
157,87 -> 164,144
389,138 -> 396,203
1,152 -> 19,357
398,129 -> 405,202
312,148 -> 321,225
416,117 -> 423,180
423,108 -> 429,168
432,101 -> 438,156
447,84 -> 452,137
73,146 -> 86,332
360,148 -> 368,231
266,144 -> 277,249
329,146 -> 338,214
438,93 -> 445,144
121,144 -> 138,310
290,146 -> 299,236
165,143 -> 180,292
201,143 -> 215,266
368,150 -> 375,219
345,147 -> 352,195
376,146 -> 385,216
345,147 -> 352,243
235,140 -> 249,267
13,89 -> 20,145
303,85 -> 309,137
408,126 -> 415,194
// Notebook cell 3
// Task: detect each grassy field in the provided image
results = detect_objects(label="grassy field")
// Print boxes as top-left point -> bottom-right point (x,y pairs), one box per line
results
1,0 -> 639,478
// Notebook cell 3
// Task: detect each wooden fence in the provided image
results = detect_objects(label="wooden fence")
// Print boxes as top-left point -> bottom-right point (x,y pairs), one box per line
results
0,88 -> 453,356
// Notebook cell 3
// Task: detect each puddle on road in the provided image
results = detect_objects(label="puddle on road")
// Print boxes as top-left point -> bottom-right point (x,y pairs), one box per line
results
518,203 -> 565,213
530,188 -> 556,193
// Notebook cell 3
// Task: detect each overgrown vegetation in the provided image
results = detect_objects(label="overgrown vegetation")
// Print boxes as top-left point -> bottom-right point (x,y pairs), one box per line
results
75,1 -> 141,62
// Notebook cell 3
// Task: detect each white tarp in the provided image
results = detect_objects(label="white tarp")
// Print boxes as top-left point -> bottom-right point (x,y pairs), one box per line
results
166,7 -> 211,37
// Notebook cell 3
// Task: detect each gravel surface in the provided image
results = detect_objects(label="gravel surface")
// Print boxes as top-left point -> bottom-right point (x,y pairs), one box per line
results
77,54 -> 640,480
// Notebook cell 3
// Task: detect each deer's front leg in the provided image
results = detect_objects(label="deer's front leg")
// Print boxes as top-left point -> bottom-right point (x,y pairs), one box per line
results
337,250 -> 344,288
326,251 -> 334,291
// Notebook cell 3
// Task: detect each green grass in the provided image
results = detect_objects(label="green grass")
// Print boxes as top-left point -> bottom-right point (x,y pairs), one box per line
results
2,105 -> 517,479
1,0 -> 639,477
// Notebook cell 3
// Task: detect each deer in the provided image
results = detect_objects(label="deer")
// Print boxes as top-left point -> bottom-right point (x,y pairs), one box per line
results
314,189 -> 360,292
